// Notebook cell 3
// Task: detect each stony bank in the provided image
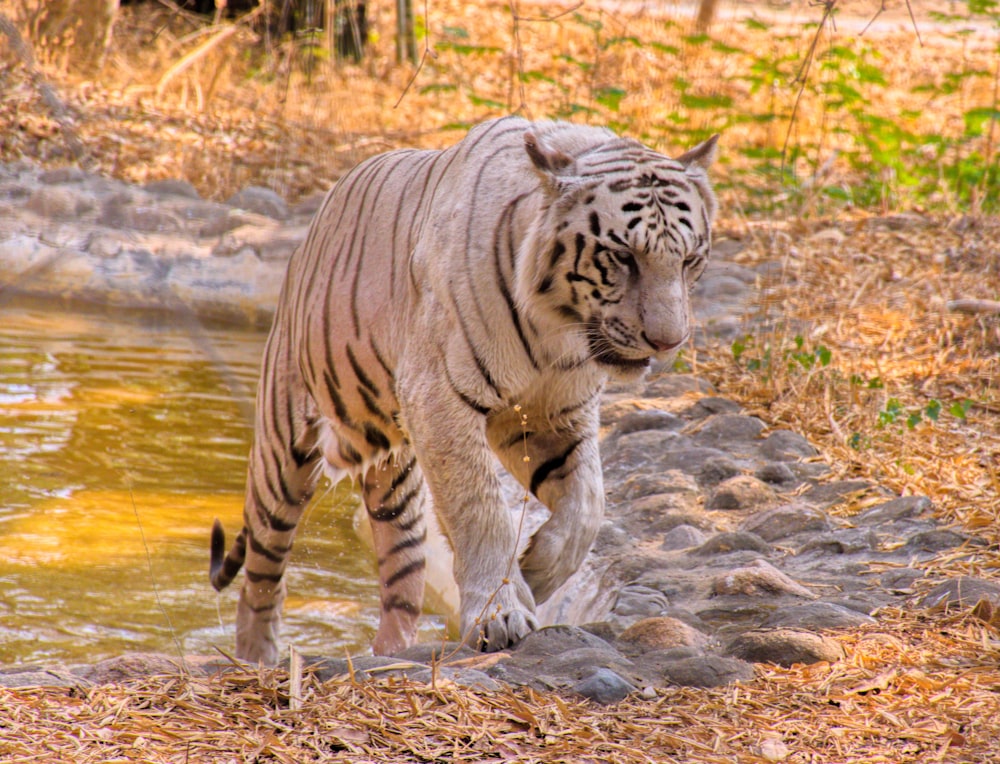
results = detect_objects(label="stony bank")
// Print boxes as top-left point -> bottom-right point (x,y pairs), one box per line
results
1,163 -> 998,706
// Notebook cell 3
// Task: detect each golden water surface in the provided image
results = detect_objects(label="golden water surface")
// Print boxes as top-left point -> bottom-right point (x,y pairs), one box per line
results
0,299 -> 444,666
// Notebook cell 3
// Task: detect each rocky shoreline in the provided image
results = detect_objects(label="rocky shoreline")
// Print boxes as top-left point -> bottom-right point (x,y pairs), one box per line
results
2,163 -> 998,702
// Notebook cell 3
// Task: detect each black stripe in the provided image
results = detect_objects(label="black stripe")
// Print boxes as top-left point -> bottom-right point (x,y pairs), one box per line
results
390,151 -> 438,294
557,389 -> 600,418
339,441 -> 363,466
493,199 -> 539,369
382,594 -> 421,615
589,211 -> 601,236
368,484 -> 420,522
359,386 -> 392,424
395,512 -> 424,533
248,530 -> 289,564
370,337 -> 395,382
346,345 -> 380,397
290,443 -> 313,470
444,365 -> 491,415
246,601 -> 279,614
324,369 -> 350,423
530,439 -> 582,495
549,240 -> 566,268
501,430 -> 532,450
246,568 -> 283,584
380,530 -> 428,563
385,559 -> 426,589
453,301 -> 501,397
363,422 -> 391,451
382,457 -> 416,504
574,232 -> 586,272
251,482 -> 298,533
592,249 -> 611,286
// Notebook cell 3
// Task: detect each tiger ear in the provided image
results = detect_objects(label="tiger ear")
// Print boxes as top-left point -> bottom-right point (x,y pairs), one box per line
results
524,130 -> 576,177
677,134 -> 719,175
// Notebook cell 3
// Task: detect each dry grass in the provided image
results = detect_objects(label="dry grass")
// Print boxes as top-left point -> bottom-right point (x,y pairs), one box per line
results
2,1 -> 1000,761
1,607 -> 998,763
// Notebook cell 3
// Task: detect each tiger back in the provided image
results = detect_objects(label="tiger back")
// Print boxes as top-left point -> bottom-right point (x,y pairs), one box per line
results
210,116 -> 718,664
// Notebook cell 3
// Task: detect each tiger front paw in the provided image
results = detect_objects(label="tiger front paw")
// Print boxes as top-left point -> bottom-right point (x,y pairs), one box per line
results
475,606 -> 539,652
460,581 -> 539,652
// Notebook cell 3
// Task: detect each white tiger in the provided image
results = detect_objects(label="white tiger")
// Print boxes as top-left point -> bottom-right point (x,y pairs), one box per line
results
210,117 -> 718,664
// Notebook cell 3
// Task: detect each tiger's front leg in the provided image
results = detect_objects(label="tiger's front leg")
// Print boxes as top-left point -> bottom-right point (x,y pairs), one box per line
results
399,373 -> 539,652
362,450 -> 430,656
490,403 -> 605,605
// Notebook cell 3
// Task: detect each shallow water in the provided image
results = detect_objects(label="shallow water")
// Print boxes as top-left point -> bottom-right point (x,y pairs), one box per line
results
0,299 -> 446,666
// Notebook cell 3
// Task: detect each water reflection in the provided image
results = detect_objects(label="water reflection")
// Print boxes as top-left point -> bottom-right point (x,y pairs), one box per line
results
0,299 -> 444,665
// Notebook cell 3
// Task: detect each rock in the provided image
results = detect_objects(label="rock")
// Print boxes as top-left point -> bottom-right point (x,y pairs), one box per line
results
617,617 -> 707,652
642,374 -> 714,398
740,504 -> 831,542
572,668 -> 635,704
699,455 -> 743,486
226,185 -> 289,220
143,179 -> 201,199
759,430 -> 818,461
706,476 -> 776,510
98,198 -> 181,233
710,560 -> 815,599
796,528 -> 879,556
39,166 -> 87,184
540,648 -> 635,682
511,625 -> 617,659
754,462 -> 799,486
0,664 -> 88,688
613,469 -> 698,502
903,529 -> 976,553
857,496 -> 933,525
694,532 -> 772,556
660,524 -> 707,551
405,666 -> 503,691
800,480 -> 878,509
26,186 -> 93,218
918,577 -> 1000,610
724,629 -> 844,667
609,409 -> 684,437
759,602 -> 876,630
684,396 -> 742,420
80,653 -> 188,684
393,643 -> 476,664
693,414 -> 766,448
648,654 -> 755,687
612,585 -> 670,618
880,568 -> 923,593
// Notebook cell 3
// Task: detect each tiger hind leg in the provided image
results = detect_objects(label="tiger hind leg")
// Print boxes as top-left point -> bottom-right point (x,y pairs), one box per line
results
211,343 -> 321,665
362,450 -> 429,656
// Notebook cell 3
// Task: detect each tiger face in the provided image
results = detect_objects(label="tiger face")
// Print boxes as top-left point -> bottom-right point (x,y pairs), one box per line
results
522,131 -> 718,380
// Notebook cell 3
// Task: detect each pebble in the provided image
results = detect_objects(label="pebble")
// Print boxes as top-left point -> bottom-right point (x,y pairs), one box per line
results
724,628 -> 844,667
617,617 -> 707,652
706,475 -> 777,510
0,162 -> 980,702
572,668 -> 635,704
710,560 -> 815,599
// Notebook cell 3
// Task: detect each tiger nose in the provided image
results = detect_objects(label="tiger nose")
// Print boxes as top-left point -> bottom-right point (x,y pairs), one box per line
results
643,333 -> 686,352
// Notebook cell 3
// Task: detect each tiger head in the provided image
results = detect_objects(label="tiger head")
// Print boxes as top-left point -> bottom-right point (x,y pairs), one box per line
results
519,125 -> 718,380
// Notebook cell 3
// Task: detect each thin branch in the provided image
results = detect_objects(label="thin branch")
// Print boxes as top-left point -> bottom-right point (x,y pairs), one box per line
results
859,0 -> 887,37
513,2 -> 584,24
394,0 -> 435,109
903,0 -> 923,47
780,0 -> 839,180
